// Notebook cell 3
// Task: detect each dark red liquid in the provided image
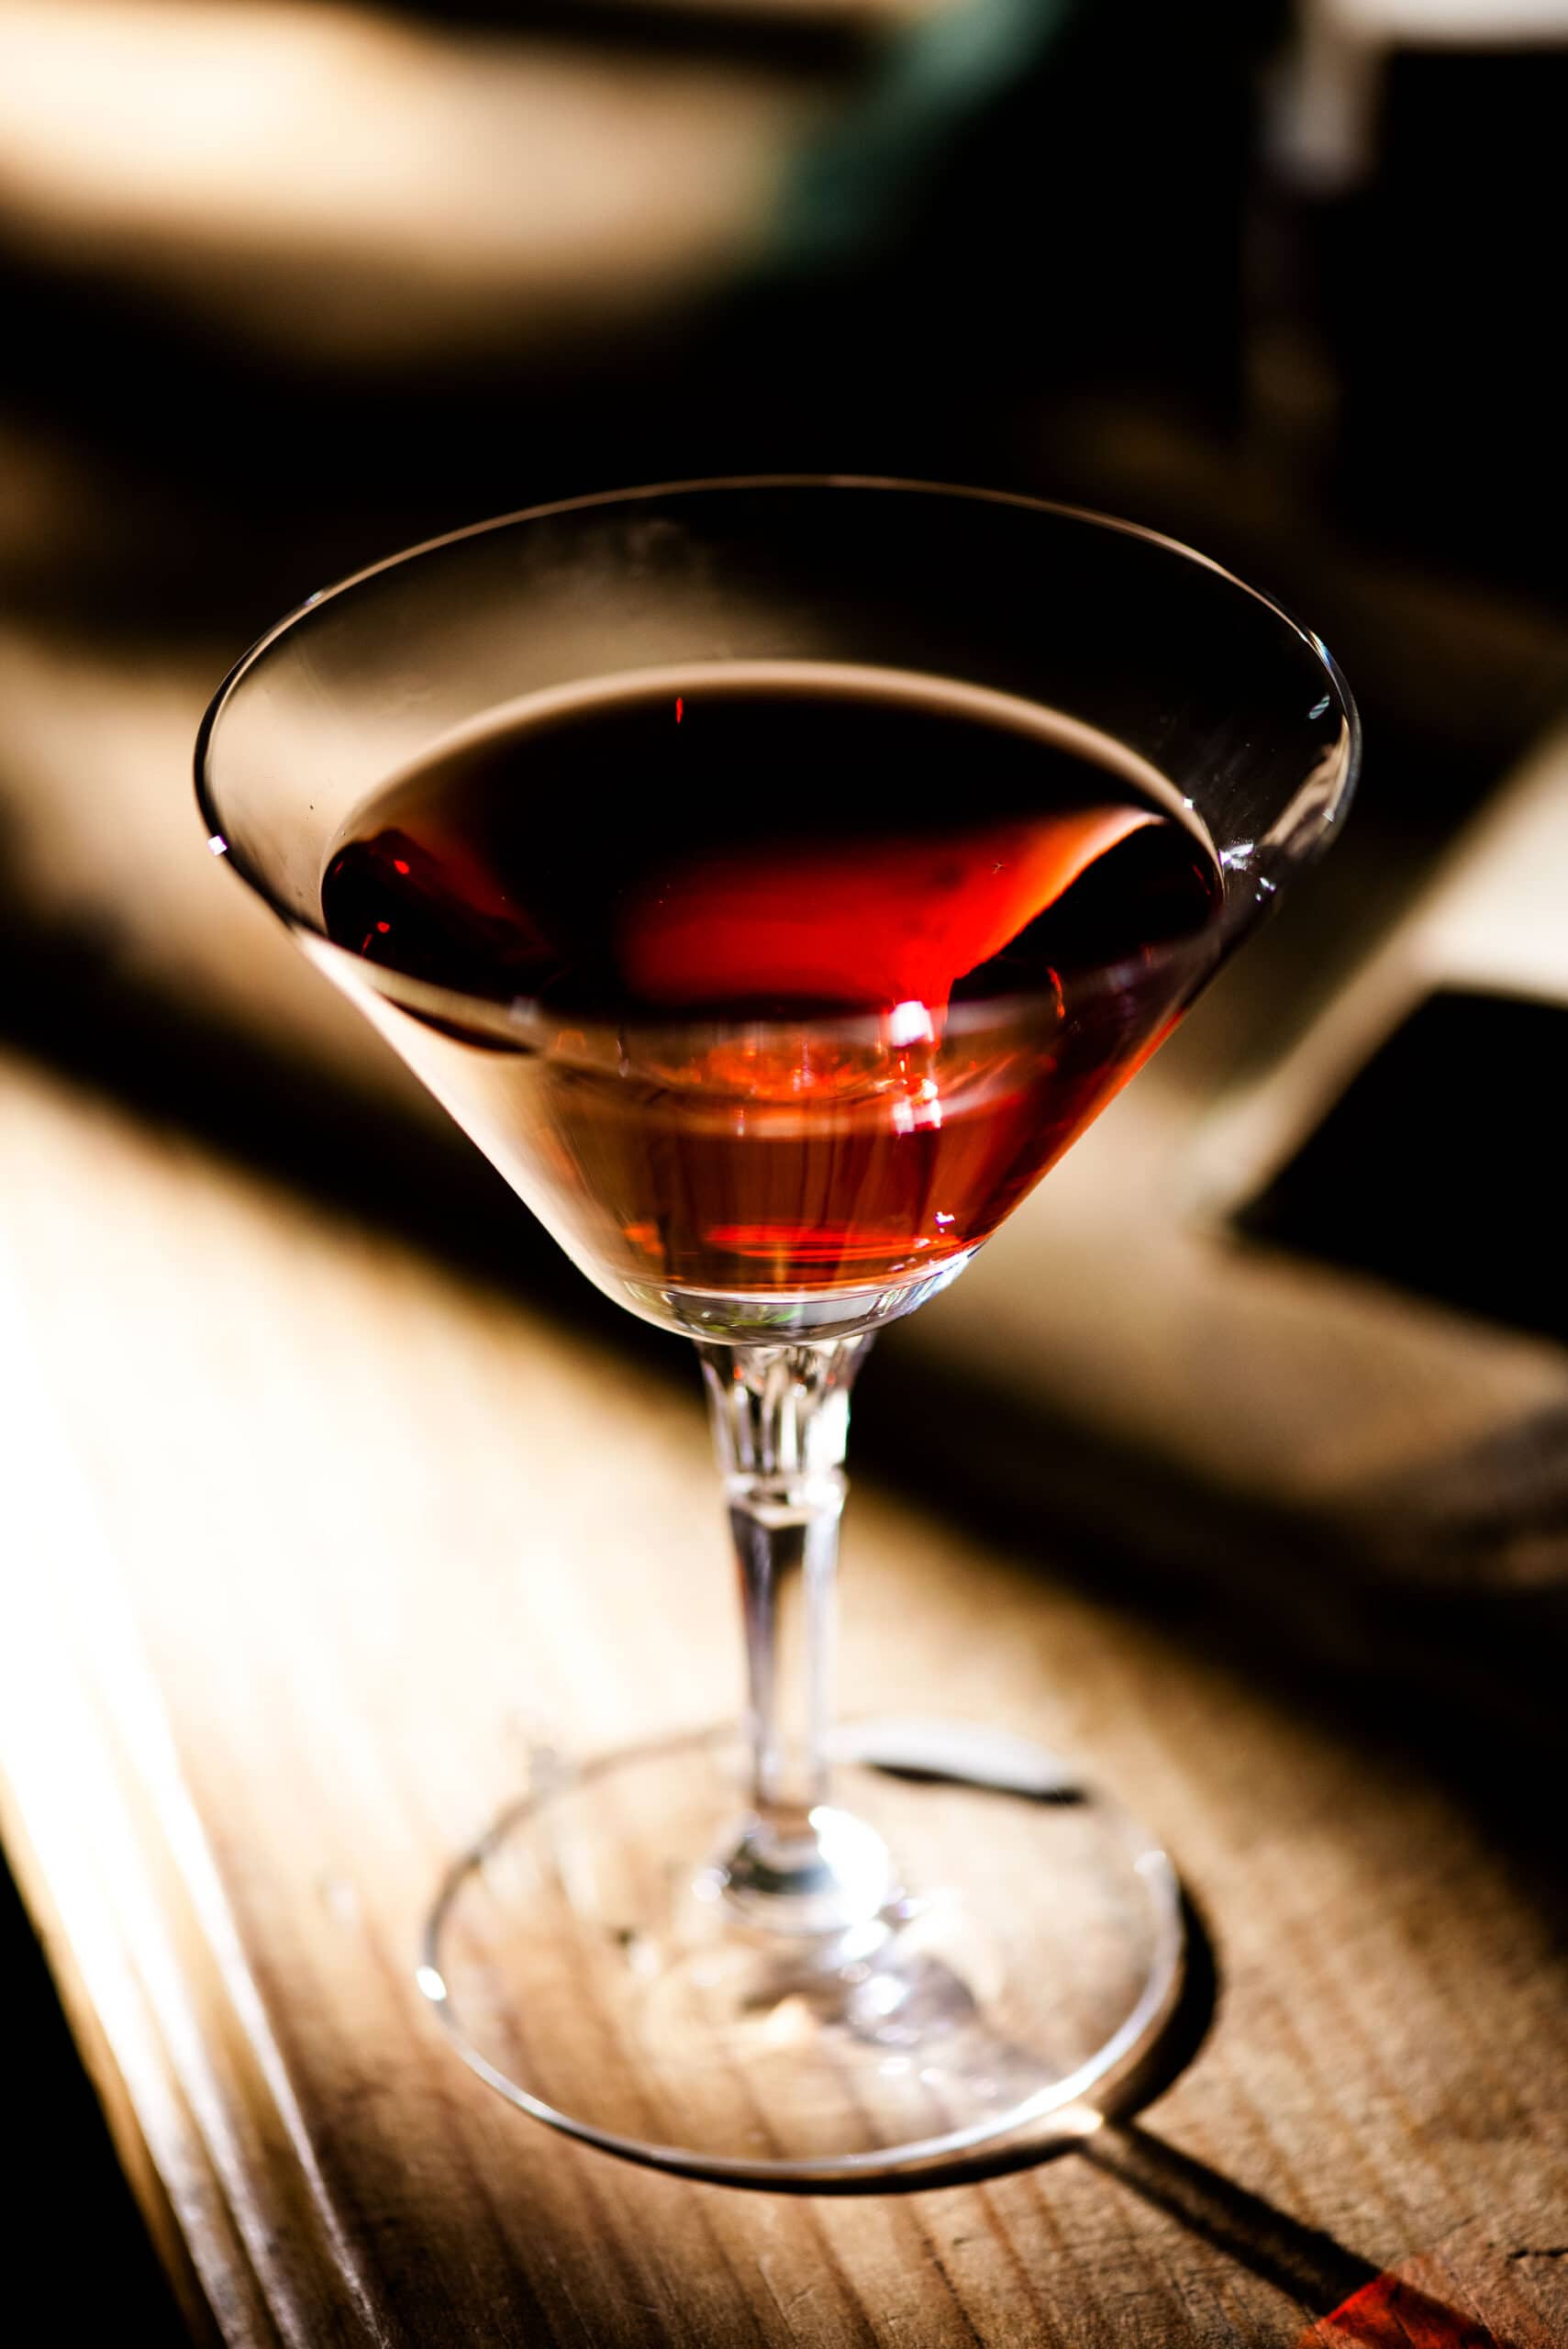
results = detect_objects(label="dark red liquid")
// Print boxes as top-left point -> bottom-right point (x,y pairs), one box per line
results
321,672 -> 1222,1299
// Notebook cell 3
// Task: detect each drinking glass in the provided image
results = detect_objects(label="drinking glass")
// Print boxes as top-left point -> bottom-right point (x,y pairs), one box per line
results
196,478 -> 1357,2185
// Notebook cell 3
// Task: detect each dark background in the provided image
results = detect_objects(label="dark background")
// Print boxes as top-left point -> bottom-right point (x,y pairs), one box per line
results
2,1 -> 1564,2325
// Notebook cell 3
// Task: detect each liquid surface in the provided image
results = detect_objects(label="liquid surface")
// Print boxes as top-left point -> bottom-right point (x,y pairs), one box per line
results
320,670 -> 1223,1305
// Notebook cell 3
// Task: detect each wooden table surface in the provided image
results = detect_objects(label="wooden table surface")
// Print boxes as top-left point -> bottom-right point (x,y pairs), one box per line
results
3,1044 -> 1566,2347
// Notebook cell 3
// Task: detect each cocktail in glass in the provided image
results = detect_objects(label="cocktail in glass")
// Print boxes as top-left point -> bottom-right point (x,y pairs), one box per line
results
196,479 -> 1357,2185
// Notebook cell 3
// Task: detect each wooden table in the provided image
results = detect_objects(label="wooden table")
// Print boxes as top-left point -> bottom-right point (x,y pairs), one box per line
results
2,1046 -> 1565,2346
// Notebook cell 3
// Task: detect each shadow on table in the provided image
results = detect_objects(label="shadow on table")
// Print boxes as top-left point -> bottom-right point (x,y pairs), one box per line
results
1086,1922 -> 1499,2349
1083,2124 -> 1510,2349
756,1899 -> 1512,2343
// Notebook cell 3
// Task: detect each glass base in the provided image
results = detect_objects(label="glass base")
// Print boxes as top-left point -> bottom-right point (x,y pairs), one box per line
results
419,1719 -> 1183,2187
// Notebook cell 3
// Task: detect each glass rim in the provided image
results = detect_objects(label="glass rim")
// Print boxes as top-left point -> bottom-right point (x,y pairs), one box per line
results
195,473 -> 1362,1051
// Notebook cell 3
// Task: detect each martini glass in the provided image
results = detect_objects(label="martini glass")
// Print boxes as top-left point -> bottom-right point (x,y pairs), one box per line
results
196,478 -> 1357,2186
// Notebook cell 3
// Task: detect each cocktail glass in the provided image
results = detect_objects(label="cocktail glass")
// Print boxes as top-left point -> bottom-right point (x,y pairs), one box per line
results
196,478 -> 1357,2185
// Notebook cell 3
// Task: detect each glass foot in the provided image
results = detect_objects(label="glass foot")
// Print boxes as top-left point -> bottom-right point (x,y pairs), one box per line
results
419,1718 -> 1183,2186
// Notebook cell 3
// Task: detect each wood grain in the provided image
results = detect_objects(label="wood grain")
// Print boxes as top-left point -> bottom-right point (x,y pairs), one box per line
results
3,1050 -> 1565,2345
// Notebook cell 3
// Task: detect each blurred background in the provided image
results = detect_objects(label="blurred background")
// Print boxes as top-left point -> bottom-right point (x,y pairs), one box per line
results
2,0 -> 1566,2320
2,0 -> 1565,1191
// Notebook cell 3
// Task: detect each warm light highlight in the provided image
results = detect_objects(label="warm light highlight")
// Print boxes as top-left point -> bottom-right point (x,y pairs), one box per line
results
0,0 -> 828,359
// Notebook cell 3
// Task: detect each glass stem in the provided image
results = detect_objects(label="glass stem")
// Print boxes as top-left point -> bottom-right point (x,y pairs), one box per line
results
696,1334 -> 891,1935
